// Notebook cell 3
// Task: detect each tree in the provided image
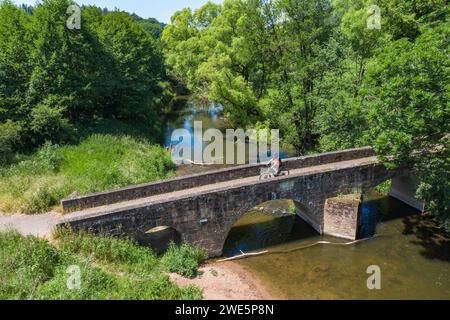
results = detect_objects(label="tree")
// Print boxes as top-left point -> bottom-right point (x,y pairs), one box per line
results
266,0 -> 337,153
367,22 -> 449,224
0,0 -> 31,123
162,0 -> 341,151
0,0 -> 167,152
133,15 -> 166,38
162,7 -> 203,88
96,11 -> 164,121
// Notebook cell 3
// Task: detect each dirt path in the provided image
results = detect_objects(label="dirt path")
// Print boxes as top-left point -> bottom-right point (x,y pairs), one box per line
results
0,212 -> 59,238
169,261 -> 279,300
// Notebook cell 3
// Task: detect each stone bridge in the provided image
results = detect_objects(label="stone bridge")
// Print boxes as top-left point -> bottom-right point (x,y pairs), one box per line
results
57,147 -> 418,257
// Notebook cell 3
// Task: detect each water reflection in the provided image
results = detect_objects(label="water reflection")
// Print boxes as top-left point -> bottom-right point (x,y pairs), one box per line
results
163,100 -> 224,151
223,193 -> 450,299
162,98 -> 292,169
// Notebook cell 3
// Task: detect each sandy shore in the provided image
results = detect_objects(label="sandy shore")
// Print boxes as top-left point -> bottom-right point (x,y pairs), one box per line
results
169,261 -> 280,300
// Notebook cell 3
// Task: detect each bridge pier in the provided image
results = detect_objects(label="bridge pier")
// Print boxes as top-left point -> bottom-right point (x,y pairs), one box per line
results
390,169 -> 425,212
323,194 -> 362,241
295,200 -> 323,234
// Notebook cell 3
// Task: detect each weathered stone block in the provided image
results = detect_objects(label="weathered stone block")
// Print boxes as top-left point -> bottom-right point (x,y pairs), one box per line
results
323,194 -> 362,241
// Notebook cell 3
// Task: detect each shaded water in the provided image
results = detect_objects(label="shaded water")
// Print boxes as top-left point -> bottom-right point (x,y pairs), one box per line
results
164,98 -> 450,300
223,194 -> 450,300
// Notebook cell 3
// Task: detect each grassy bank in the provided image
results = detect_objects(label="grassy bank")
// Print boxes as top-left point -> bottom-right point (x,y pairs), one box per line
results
0,230 -> 205,300
0,134 -> 176,214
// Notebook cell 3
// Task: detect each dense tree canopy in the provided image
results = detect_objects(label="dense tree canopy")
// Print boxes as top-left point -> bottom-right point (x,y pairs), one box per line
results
0,0 -> 167,156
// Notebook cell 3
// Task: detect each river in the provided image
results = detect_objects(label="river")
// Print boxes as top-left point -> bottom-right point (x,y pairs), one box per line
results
163,98 -> 450,300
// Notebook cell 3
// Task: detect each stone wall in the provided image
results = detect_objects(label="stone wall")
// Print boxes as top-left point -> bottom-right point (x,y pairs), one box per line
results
61,147 -> 376,212
58,159 -> 390,257
323,194 -> 362,240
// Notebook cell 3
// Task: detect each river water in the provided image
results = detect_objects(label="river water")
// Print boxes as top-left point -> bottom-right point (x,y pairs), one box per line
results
163,99 -> 450,300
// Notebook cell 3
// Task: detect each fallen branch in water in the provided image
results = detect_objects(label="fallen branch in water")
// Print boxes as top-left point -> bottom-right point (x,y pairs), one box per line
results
218,250 -> 269,262
171,157 -> 225,166
217,236 -> 381,262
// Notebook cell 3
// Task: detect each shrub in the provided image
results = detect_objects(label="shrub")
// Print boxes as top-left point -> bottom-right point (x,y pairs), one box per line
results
0,120 -> 20,166
0,231 -> 61,299
35,141 -> 64,172
21,182 -> 60,214
30,95 -> 75,145
375,180 -> 392,195
161,243 -> 207,278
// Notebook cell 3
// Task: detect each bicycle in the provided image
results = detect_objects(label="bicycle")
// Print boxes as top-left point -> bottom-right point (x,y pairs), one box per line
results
259,166 -> 290,180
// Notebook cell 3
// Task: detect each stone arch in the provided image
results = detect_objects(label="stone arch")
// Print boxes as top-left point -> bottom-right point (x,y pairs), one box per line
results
216,197 -> 317,257
135,225 -> 182,254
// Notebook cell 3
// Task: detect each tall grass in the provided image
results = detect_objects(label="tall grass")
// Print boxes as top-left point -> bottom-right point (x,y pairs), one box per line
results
161,243 -> 207,278
0,230 -> 203,300
0,134 -> 176,214
54,227 -> 159,274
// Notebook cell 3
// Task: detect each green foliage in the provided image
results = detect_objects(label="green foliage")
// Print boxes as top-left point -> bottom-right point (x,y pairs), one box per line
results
95,11 -> 164,121
0,0 -> 166,154
30,96 -> 75,145
133,15 -> 166,38
288,202 -> 297,215
161,243 -> 207,278
0,135 -> 175,214
365,22 -> 449,221
0,231 -> 62,299
375,180 -> 392,195
415,154 -> 449,223
0,0 -> 31,124
0,230 -> 203,300
35,260 -> 119,300
55,227 -> 159,273
0,120 -> 20,165
35,142 -> 64,172
162,0 -> 342,152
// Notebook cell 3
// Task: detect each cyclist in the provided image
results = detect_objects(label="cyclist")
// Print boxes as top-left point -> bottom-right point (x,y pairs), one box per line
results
267,153 -> 282,176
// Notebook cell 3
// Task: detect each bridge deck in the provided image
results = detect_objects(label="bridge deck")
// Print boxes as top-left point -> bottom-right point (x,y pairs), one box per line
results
60,156 -> 380,224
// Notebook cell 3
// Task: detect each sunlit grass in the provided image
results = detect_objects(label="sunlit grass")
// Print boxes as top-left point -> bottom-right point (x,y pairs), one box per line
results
0,134 -> 176,214
0,230 -> 203,300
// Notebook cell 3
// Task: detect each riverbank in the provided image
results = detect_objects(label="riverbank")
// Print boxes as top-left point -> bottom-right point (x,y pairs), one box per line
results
170,261 -> 279,300
226,201 -> 450,300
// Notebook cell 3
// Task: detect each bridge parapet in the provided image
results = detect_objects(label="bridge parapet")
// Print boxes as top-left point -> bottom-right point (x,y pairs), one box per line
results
61,147 -> 376,213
